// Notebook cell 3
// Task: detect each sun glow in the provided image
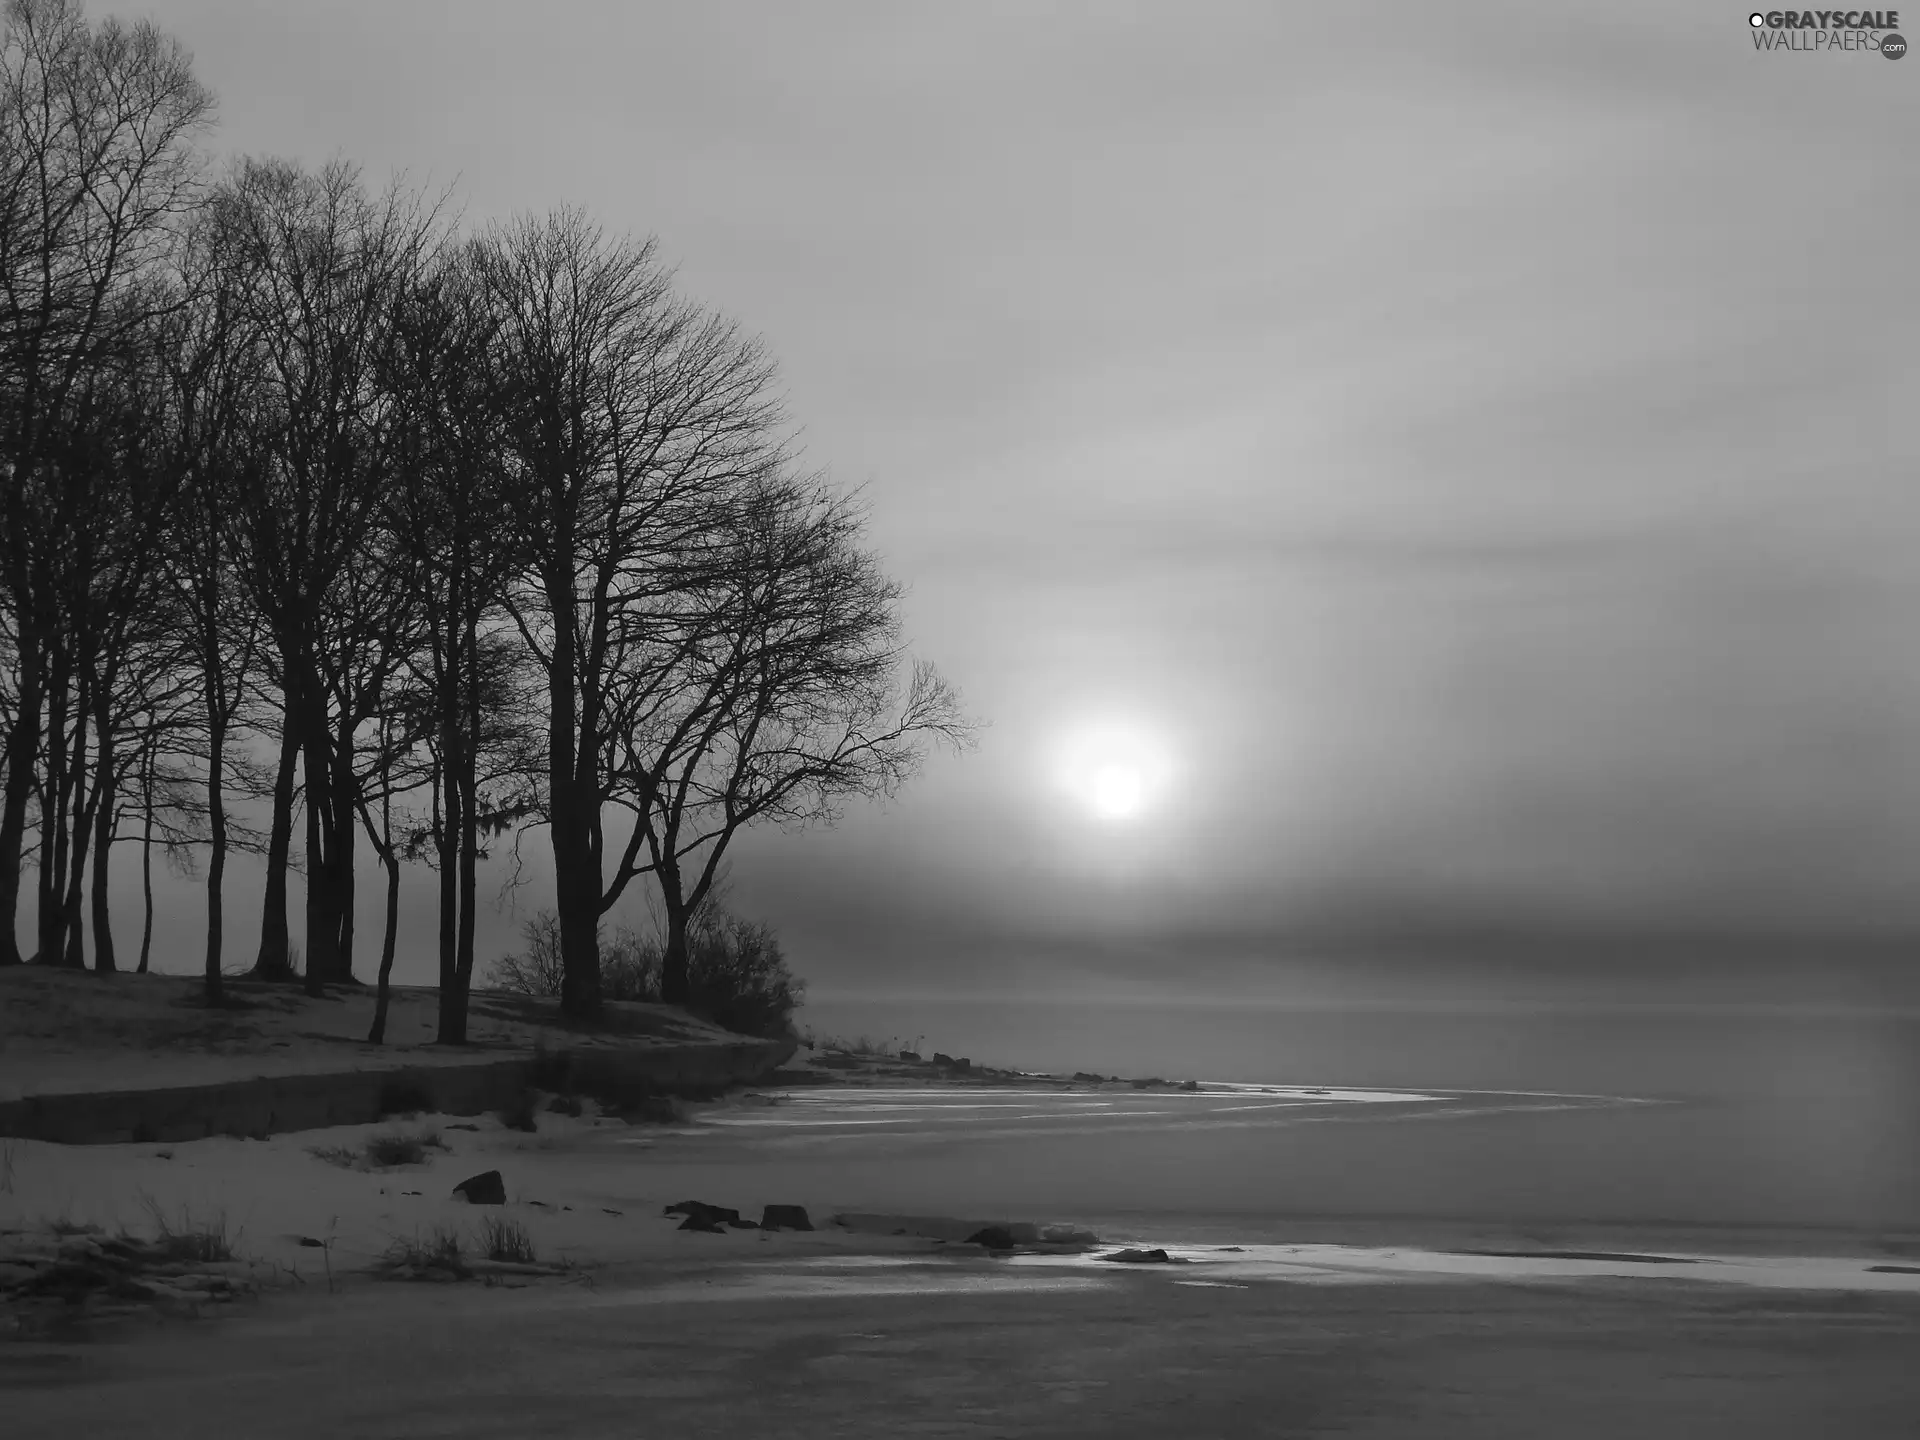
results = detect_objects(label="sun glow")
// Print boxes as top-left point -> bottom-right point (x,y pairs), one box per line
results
1052,719 -> 1175,823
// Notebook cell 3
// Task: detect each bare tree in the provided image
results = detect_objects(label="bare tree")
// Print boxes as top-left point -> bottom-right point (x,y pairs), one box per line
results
476,210 -> 782,1018
84,583 -> 202,974
153,222 -> 270,1000
612,475 -> 970,1002
380,249 -> 536,1042
28,299 -> 204,972
0,0 -> 211,966
214,157 -> 438,995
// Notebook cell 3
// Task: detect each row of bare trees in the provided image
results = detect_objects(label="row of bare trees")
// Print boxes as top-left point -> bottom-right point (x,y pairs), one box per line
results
0,0 -> 967,1039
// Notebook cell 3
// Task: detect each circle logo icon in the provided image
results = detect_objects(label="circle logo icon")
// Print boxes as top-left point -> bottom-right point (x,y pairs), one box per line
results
1749,11 -> 1766,24
1882,32 -> 1907,57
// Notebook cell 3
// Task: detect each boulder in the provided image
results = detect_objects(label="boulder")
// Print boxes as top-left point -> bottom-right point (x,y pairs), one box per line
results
663,1201 -> 739,1228
451,1170 -> 506,1205
932,1053 -> 955,1066
1099,1247 -> 1177,1264
760,1205 -> 813,1232
678,1213 -> 728,1233
965,1226 -> 1019,1251
898,1051 -> 922,1062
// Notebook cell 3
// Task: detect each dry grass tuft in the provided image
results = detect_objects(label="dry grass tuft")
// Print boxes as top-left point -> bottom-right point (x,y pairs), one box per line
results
363,1129 -> 446,1168
308,1129 -> 447,1170
478,1216 -> 538,1264
380,1224 -> 470,1281
137,1194 -> 238,1263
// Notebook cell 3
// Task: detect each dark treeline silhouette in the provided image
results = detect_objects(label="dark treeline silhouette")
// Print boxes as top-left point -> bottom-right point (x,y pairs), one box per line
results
0,0 -> 967,1039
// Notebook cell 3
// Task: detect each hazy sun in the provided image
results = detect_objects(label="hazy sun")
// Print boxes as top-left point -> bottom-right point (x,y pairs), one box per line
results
1053,720 -> 1173,823
1087,763 -> 1145,819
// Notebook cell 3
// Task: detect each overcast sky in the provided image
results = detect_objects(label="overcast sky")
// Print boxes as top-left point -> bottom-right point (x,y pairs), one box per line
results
101,1 -> 1920,995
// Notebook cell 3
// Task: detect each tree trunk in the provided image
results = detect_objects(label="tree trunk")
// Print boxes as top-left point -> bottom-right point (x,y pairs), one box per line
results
450,616 -> 482,1040
547,606 -> 601,1018
330,721 -> 357,984
137,743 -> 154,975
542,544 -> 601,1018
0,643 -> 41,967
301,768 -> 333,996
204,710 -> 227,1005
251,720 -> 300,979
59,811 -> 88,969
434,613 -> 471,1045
453,750 -> 479,1041
434,746 -> 463,1044
36,650 -> 72,965
56,676 -> 90,970
89,711 -> 116,973
368,792 -> 400,1046
658,852 -> 693,1005
553,812 -> 601,1015
369,848 -> 401,1044
661,899 -> 691,1007
297,659 -> 343,995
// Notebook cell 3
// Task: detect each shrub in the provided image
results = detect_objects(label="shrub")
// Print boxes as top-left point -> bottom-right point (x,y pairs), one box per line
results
600,925 -> 660,1003
488,911 -> 658,1002
683,910 -> 804,1039
364,1129 -> 445,1167
487,900 -> 805,1039
488,911 -> 566,997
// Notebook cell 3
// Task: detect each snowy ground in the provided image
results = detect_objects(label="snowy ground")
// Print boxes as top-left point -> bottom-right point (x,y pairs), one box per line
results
5,1072 -> 1920,1436
0,967 -> 747,1101
5,1077 -> 1915,1307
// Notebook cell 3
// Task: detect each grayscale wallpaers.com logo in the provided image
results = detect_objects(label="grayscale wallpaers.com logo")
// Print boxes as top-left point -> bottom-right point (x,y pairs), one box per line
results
1748,10 -> 1907,54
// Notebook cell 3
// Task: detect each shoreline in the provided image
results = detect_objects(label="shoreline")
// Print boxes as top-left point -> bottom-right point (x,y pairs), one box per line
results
4,1011 -> 1916,1340
6,1079 -> 1914,1328
7,1070 -> 1920,1437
